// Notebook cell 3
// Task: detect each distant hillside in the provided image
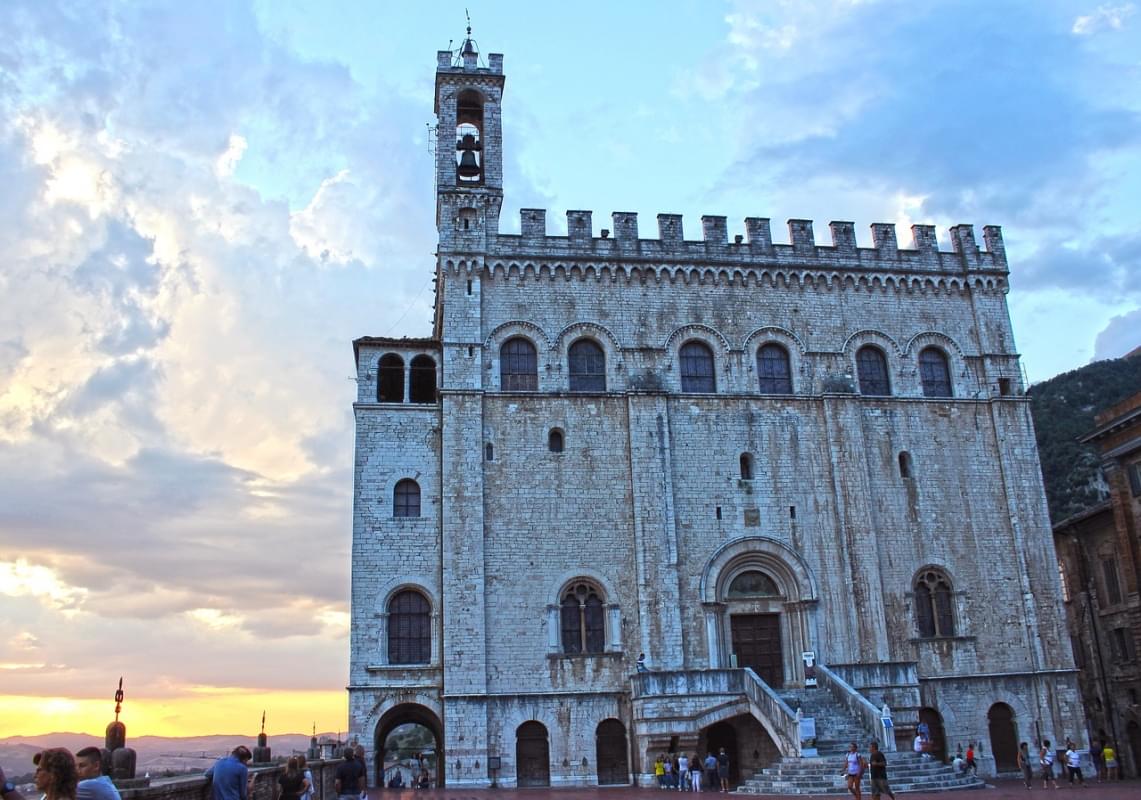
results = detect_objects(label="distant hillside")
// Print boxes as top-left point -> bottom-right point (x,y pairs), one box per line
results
0,733 -> 333,781
1029,353 -> 1141,523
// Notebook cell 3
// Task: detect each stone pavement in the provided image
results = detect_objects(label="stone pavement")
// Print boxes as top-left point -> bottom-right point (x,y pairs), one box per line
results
364,778 -> 1140,800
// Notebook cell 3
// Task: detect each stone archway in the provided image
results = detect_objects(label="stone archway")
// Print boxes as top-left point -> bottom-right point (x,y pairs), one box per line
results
700,537 -> 818,685
516,721 -> 551,787
374,703 -> 444,788
987,703 -> 1018,771
595,718 -> 630,785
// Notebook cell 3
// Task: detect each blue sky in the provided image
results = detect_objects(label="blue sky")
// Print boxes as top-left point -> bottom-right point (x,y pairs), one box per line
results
0,0 -> 1138,735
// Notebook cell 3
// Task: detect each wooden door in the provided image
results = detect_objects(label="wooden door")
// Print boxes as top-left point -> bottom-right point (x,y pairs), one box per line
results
595,719 -> 629,785
987,703 -> 1018,771
731,613 -> 783,687
516,721 -> 550,787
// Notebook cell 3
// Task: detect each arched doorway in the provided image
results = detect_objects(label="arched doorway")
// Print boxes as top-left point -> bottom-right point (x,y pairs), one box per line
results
987,703 -> 1018,771
726,570 -> 784,687
595,719 -> 629,785
918,707 -> 947,763
516,721 -> 550,787
374,704 -> 443,788
704,721 -> 738,787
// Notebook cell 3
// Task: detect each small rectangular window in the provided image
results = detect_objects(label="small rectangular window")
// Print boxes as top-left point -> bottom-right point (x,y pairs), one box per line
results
1112,628 -> 1136,662
998,377 -> 1012,396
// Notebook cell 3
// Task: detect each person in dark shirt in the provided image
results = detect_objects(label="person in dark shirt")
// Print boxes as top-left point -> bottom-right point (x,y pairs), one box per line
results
867,742 -> 895,800
277,758 -> 304,800
334,751 -> 366,800
205,747 -> 253,800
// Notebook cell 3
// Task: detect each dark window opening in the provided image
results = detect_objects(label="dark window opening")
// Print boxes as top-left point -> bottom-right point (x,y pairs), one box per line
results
377,354 -> 404,403
1128,462 -> 1141,497
757,343 -> 793,394
857,345 -> 891,396
568,339 -> 606,392
1103,558 -> 1123,605
715,506 -> 722,520
467,279 -> 472,295
485,443 -> 494,462
919,347 -> 953,398
680,341 -> 716,393
899,451 -> 913,479
394,479 -> 421,518
501,337 -> 538,391
998,377 -> 1012,396
789,505 -> 796,519
739,453 -> 754,480
455,90 -> 484,185
409,355 -> 437,403
915,569 -> 955,638
560,582 -> 605,654
388,590 -> 430,664
1112,628 -> 1136,662
548,429 -> 564,453
726,570 -> 781,598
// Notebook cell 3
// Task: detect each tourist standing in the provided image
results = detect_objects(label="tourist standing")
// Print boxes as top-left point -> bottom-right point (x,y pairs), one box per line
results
678,753 -> 689,791
690,757 -> 702,793
35,749 -> 80,800
867,742 -> 894,800
654,755 -> 665,788
75,748 -> 121,800
1089,739 -> 1103,783
964,743 -> 977,776
277,758 -> 305,800
206,746 -> 254,800
1039,740 -> 1058,789
841,742 -> 865,800
296,755 -> 313,800
704,752 -> 718,792
334,750 -> 366,800
1064,743 -> 1084,786
1017,742 -> 1033,789
717,748 -> 730,793
1103,743 -> 1118,780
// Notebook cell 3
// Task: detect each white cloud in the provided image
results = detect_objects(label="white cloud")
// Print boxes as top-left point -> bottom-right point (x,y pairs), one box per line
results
1073,3 -> 1135,35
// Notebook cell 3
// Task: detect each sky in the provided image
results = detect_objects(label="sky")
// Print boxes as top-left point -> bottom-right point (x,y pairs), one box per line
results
0,0 -> 1139,739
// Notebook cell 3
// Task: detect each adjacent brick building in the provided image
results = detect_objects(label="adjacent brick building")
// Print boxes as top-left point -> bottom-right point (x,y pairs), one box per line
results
348,37 -> 1083,787
1055,389 -> 1141,776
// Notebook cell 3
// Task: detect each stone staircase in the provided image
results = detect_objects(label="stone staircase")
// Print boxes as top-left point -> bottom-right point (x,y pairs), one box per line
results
735,689 -> 985,795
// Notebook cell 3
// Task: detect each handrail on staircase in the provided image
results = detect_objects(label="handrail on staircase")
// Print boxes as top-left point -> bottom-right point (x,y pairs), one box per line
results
815,663 -> 896,751
741,668 -> 802,757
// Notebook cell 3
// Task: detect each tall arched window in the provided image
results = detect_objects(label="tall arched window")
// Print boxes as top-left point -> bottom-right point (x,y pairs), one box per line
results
914,569 -> 955,637
757,343 -> 792,394
560,581 -> 605,654
857,345 -> 891,396
394,479 -> 421,518
919,347 -> 953,398
377,354 -> 404,403
568,340 -> 606,392
409,355 -> 437,403
548,428 -> 565,453
455,89 -> 484,185
388,590 -> 430,664
501,337 -> 538,391
679,341 -> 716,393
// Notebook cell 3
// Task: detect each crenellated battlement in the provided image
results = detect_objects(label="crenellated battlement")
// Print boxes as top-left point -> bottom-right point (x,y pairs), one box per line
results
452,210 -> 1008,274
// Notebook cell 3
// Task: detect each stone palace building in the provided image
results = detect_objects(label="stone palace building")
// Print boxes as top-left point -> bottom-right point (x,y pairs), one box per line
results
347,35 -> 1083,788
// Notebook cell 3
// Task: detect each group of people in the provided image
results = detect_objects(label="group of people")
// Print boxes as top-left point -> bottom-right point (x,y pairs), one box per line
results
652,749 -> 730,792
384,768 -> 431,789
1017,738 -> 1120,789
0,747 -> 124,800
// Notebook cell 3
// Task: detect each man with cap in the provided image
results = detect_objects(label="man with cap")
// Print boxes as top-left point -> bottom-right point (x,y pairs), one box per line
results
205,746 -> 254,800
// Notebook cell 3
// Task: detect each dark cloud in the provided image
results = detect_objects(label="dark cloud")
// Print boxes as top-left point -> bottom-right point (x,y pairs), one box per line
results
1013,230 -> 1141,297
1094,309 -> 1141,360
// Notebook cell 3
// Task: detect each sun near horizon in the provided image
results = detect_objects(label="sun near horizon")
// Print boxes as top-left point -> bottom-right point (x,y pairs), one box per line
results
0,690 -> 348,739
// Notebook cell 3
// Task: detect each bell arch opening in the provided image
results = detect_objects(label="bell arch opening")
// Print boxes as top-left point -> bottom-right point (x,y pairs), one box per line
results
455,89 -> 484,184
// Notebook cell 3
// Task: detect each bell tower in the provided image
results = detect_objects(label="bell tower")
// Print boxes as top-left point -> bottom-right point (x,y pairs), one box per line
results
434,29 -> 504,250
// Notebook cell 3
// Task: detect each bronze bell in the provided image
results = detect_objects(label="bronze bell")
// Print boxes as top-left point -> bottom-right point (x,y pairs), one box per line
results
457,133 -> 481,178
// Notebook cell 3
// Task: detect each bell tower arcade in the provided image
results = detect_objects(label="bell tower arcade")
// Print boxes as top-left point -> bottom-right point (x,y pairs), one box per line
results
434,34 -> 504,251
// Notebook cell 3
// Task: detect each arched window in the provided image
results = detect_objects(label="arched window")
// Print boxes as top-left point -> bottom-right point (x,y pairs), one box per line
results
455,89 -> 483,185
501,337 -> 538,391
560,581 -> 605,654
388,590 -> 430,664
568,340 -> 606,392
727,570 -> 782,598
757,343 -> 792,394
740,453 -> 754,480
377,354 -> 404,403
409,355 -> 437,403
679,341 -> 716,393
899,451 -> 913,479
914,569 -> 955,637
919,347 -> 953,398
857,345 -> 891,396
549,428 -> 565,453
394,479 -> 421,518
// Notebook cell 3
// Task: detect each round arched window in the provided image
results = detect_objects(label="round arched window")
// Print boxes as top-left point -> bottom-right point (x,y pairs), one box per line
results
726,570 -> 781,598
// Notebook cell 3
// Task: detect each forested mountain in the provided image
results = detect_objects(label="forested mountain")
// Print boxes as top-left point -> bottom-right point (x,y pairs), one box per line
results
1028,351 -> 1141,524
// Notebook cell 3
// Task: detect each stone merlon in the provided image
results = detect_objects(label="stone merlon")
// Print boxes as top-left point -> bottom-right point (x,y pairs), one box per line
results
445,210 -> 1007,273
